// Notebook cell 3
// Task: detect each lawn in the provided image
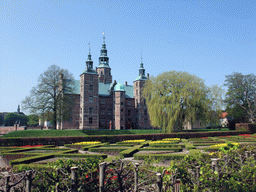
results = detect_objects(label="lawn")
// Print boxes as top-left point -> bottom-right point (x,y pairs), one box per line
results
1,129 -> 162,138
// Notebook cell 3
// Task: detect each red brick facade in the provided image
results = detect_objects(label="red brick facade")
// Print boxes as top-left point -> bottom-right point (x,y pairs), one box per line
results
59,39 -> 151,130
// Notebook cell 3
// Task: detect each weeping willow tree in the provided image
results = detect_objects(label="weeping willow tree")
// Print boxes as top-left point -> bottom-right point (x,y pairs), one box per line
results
143,71 -> 211,133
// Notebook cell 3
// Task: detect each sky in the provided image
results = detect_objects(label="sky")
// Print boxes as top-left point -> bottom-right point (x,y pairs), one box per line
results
0,0 -> 255,114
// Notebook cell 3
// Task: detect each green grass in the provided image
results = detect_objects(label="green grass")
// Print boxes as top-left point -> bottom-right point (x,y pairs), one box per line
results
1,129 -> 162,138
1,127 -> 233,138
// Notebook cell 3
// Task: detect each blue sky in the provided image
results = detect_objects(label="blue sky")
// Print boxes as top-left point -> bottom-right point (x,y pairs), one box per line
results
0,0 -> 255,113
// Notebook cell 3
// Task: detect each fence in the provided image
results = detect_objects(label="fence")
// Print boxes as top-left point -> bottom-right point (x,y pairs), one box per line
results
0,150 -> 255,191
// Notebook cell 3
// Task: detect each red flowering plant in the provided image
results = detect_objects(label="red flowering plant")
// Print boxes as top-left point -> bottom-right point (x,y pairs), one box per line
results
27,157 -> 103,191
13,145 -> 44,148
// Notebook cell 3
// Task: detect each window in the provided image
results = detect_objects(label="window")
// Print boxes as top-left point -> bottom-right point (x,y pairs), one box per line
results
89,85 -> 93,91
121,102 -> 123,105
121,92 -> 123,97
101,108 -> 105,115
128,110 -> 131,116
89,96 -> 93,103
89,107 -> 93,114
121,117 -> 123,121
128,100 -> 131,106
121,108 -> 123,112
90,76 -> 93,82
108,108 -> 112,115
136,90 -> 138,96
89,117 -> 93,124
144,110 -> 147,115
102,99 -> 105,104
144,99 -> 146,105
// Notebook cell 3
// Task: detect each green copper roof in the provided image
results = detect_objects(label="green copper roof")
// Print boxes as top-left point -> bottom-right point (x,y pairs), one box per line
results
73,80 -> 80,94
98,63 -> 110,68
135,75 -> 147,81
68,81 -> 134,98
114,83 -> 125,91
81,68 -> 97,74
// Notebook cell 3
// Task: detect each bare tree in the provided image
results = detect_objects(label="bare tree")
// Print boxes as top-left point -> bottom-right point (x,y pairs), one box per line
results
22,65 -> 75,129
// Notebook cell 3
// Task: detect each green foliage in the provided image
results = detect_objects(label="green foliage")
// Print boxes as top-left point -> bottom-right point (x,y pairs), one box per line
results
143,71 -> 212,133
27,114 -> 39,126
224,72 -> 256,124
16,158 -> 102,192
4,113 -> 29,126
2,129 -> 162,138
119,144 -> 143,158
0,115 -> 4,125
167,145 -> 256,191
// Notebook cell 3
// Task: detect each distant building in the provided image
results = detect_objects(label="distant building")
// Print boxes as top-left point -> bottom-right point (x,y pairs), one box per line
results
219,112 -> 229,127
0,105 -> 25,126
58,35 -> 151,130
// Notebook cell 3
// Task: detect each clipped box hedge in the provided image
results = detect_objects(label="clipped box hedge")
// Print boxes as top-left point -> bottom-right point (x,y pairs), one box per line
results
54,153 -> 107,159
149,144 -> 184,148
134,153 -> 187,160
89,147 -> 128,152
0,130 -> 248,146
9,154 -> 55,166
139,147 -> 182,152
119,145 -> 143,158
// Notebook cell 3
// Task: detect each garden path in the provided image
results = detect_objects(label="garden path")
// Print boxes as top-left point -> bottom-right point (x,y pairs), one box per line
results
0,156 -> 8,168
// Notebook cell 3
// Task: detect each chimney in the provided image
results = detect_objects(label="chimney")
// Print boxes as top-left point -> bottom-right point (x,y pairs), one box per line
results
147,73 -> 149,79
125,81 -> 128,86
114,80 -> 117,84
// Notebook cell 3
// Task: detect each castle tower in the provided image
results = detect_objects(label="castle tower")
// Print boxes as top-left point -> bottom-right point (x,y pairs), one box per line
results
80,46 -> 99,129
133,57 -> 149,129
114,83 -> 126,130
97,32 -> 112,84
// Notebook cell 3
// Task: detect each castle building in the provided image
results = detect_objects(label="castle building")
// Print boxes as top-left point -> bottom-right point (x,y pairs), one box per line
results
58,35 -> 151,130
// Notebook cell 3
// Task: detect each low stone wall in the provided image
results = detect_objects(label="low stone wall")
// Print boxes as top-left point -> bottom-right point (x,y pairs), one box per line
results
0,125 -> 25,135
236,123 -> 256,133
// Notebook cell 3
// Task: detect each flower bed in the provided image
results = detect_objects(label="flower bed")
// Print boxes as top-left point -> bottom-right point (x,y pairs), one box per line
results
149,140 -> 179,144
72,141 -> 101,145
162,138 -> 180,141
210,143 -> 240,148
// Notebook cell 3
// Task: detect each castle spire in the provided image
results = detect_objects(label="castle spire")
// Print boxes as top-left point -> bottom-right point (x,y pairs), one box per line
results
134,54 -> 147,81
140,52 -> 144,68
81,44 -> 96,74
98,32 -> 110,68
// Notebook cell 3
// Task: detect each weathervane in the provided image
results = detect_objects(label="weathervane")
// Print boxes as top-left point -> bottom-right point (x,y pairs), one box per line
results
103,31 -> 105,43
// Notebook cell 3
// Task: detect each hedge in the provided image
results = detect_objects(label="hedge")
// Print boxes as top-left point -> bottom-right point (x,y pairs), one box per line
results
54,153 -> 107,159
0,130 -> 248,146
89,147 -> 128,152
134,153 -> 187,160
119,145 -> 143,158
236,123 -> 256,133
138,147 -> 182,152
9,154 -> 55,166
148,144 -> 184,148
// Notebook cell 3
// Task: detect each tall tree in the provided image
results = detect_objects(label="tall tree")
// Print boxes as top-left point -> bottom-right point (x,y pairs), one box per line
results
27,114 -> 39,126
142,71 -> 211,133
4,113 -> 29,126
206,84 -> 225,127
22,65 -> 75,129
224,72 -> 256,123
